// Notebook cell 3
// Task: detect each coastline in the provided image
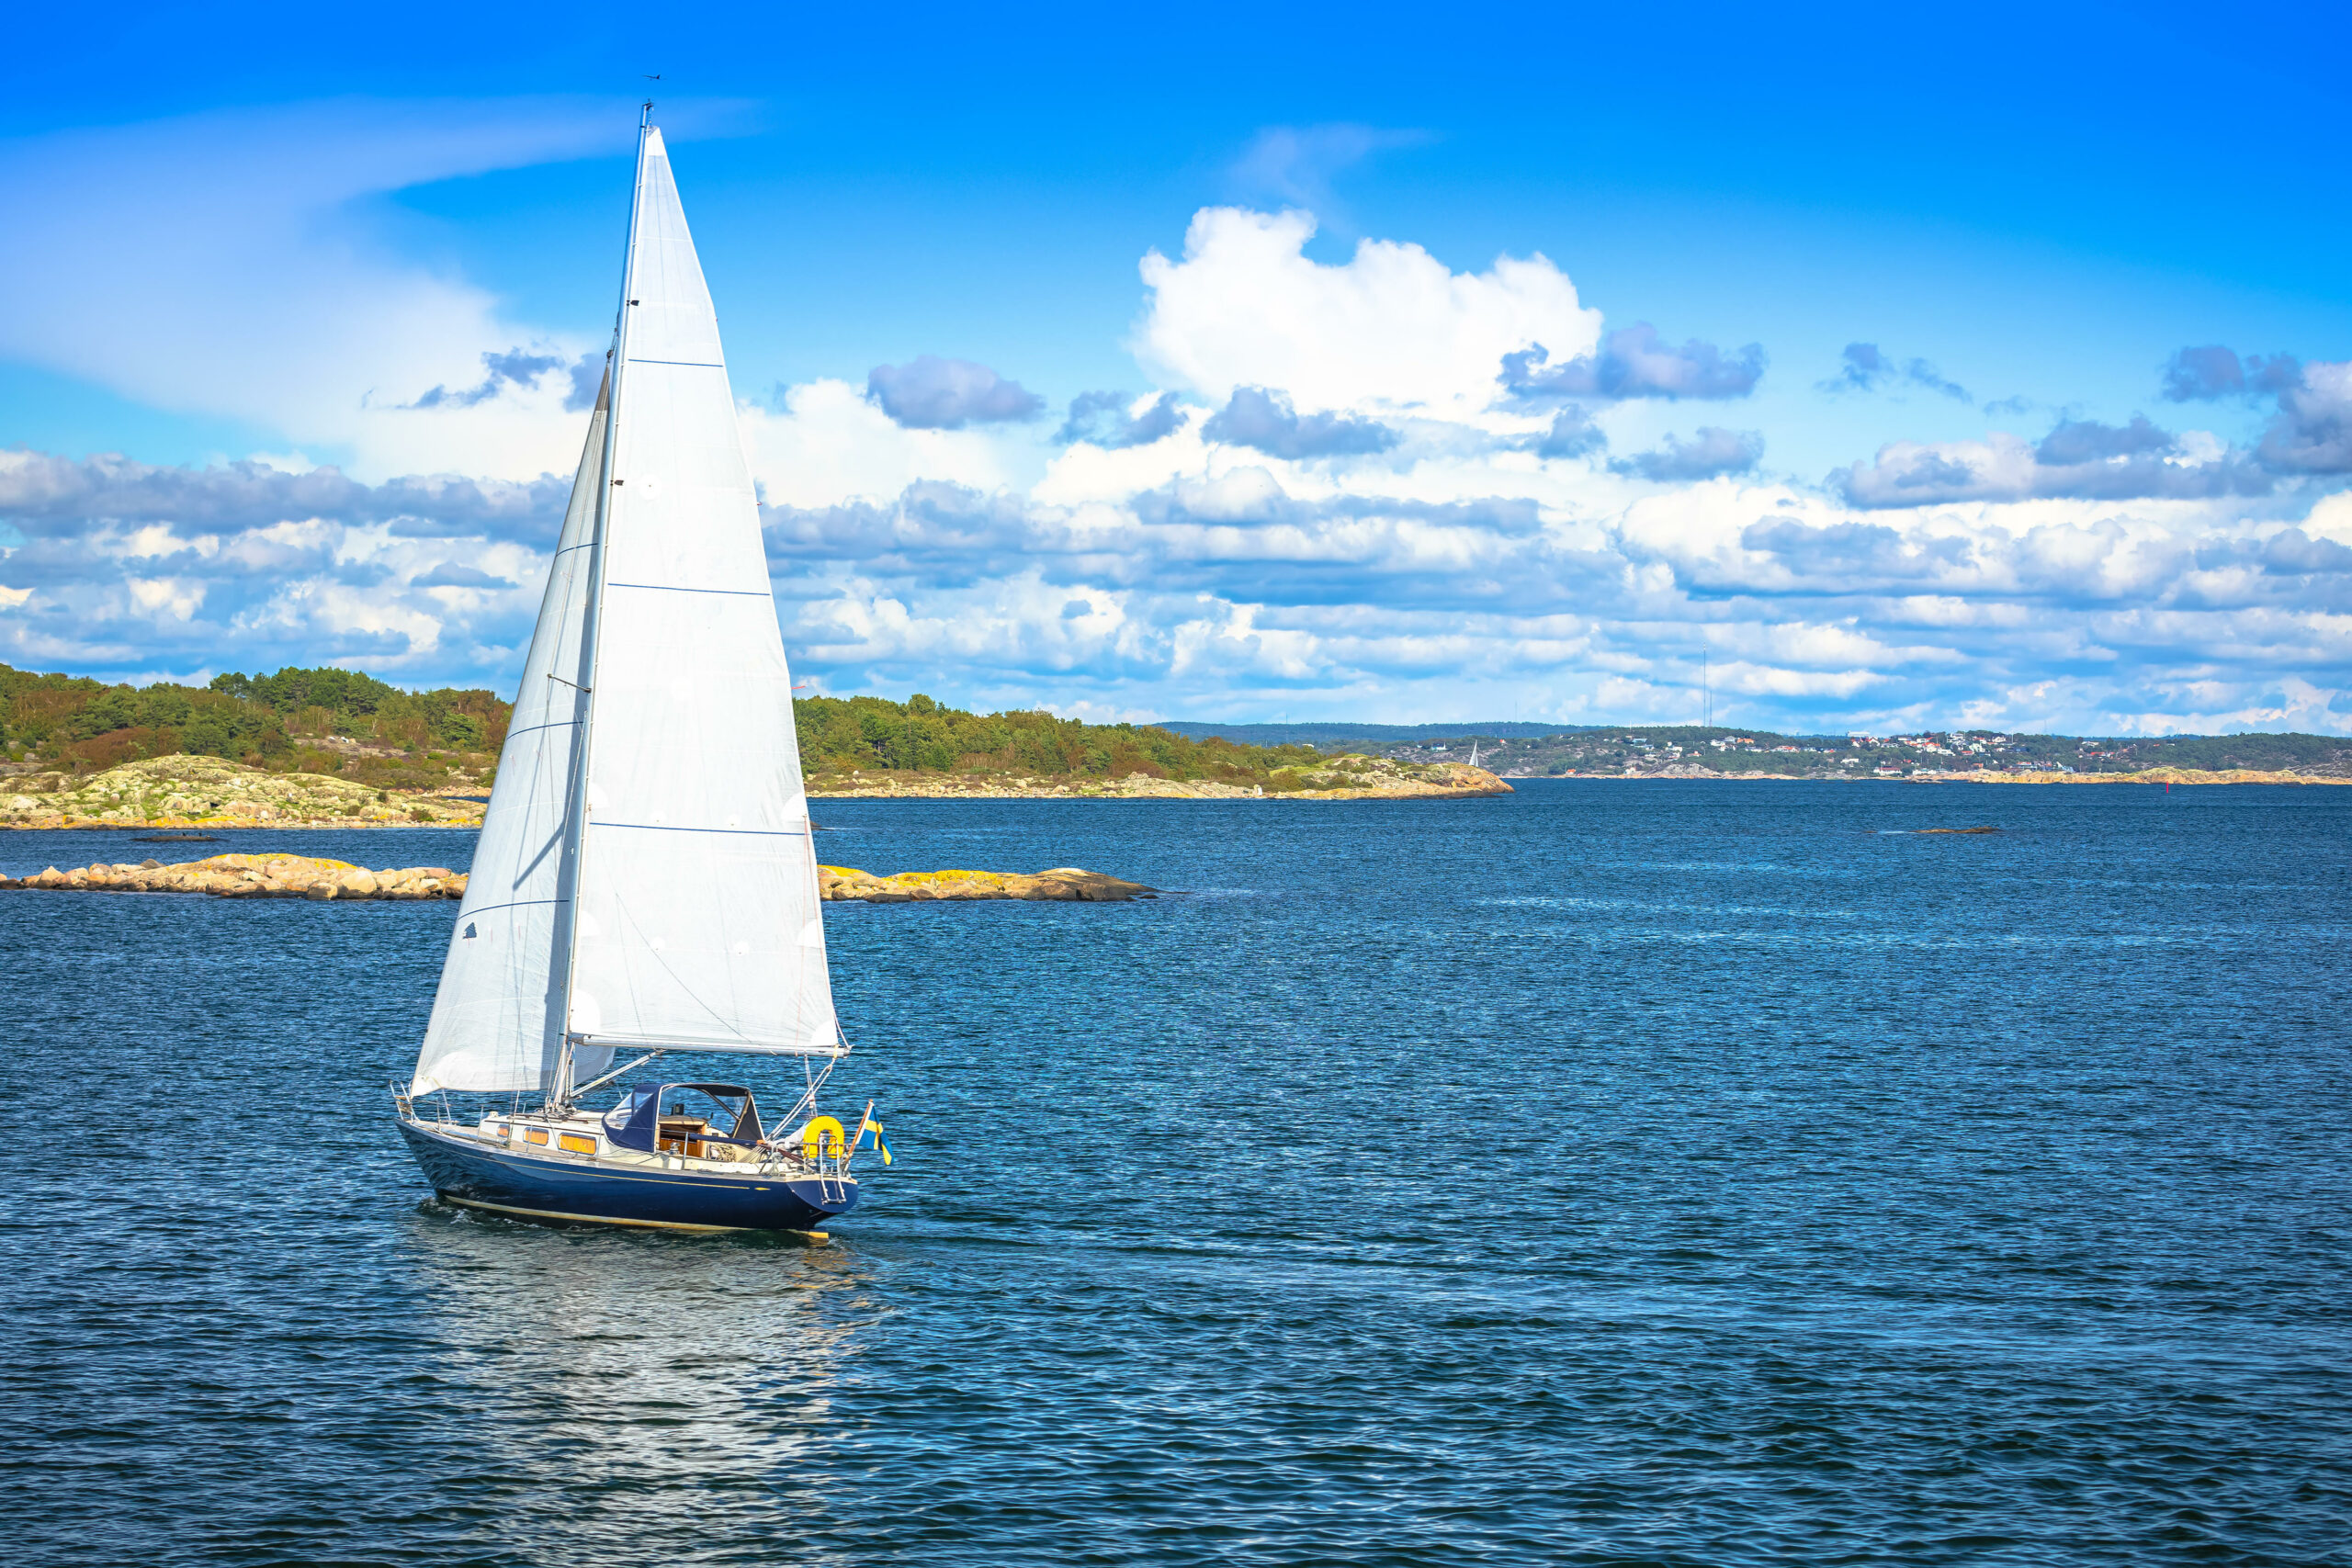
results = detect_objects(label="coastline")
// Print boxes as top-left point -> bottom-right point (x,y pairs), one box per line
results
9,756 -> 2336,831
1517,766 -> 2352,786
1920,766 -> 2352,786
0,753 -> 1510,829
805,761 -> 1510,802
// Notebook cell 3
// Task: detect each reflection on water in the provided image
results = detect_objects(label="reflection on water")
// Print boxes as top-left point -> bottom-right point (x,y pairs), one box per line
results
402,1201 -> 876,1551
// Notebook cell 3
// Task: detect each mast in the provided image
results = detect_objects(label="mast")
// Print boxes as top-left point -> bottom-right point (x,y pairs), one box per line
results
553,101 -> 656,1106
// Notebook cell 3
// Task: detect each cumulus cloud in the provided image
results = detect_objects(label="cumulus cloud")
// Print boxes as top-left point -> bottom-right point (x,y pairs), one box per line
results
0,449 -> 568,683
1501,325 -> 1766,403
1817,342 -> 1970,401
0,449 -> 564,538
741,378 -> 1019,512
564,352 -> 607,412
2257,360 -> 2352,475
412,562 -> 516,588
1056,390 -> 1185,448
1615,427 -> 1763,481
1201,387 -> 1400,459
2159,344 -> 2302,401
2035,414 -> 2177,466
1839,355 -> 2352,508
865,355 -> 1046,429
16,423 -> 2352,738
406,347 -> 570,410
1834,424 -> 2270,507
2153,347 -> 2352,476
10,185 -> 2352,737
1132,207 -> 1601,421
1534,406 -> 1607,459
746,459 -> 2352,736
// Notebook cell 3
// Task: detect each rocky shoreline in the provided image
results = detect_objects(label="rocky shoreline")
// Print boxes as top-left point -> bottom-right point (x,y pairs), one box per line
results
807,759 -> 1511,801
1922,767 -> 2352,786
0,852 -> 466,899
1527,765 -> 2352,785
0,753 -> 1510,828
1,755 -> 486,829
0,852 -> 1153,905
6,750 -> 2326,830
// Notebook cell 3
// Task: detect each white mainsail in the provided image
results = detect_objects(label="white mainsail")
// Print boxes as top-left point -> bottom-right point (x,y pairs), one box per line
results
410,120 -> 836,1097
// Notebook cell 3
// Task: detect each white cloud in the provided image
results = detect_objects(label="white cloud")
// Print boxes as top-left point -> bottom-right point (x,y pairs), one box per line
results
8,181 -> 2352,737
1132,208 -> 1600,423
1170,467 -> 1288,523
741,380 -> 1023,510
0,98 -> 635,481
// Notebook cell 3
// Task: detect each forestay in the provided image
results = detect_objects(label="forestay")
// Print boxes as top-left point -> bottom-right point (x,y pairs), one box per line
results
567,127 -> 839,1057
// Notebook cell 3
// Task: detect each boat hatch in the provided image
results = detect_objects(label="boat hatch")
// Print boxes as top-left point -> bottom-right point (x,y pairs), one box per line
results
604,1082 -> 762,1155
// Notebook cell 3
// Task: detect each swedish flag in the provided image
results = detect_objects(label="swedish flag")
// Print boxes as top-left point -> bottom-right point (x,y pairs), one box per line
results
856,1119 -> 893,1166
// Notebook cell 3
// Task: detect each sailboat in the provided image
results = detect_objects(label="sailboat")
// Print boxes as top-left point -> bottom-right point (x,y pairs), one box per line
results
393,107 -> 876,1236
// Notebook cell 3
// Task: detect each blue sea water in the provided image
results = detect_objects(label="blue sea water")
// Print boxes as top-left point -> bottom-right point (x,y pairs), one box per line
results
2,781 -> 2348,1566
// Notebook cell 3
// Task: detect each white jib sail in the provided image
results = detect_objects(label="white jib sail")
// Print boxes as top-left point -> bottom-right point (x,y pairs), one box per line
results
411,377 -> 613,1095
566,126 -> 840,1057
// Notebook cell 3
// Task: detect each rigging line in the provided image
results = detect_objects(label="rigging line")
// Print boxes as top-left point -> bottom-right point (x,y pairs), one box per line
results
603,582 -> 775,598
458,897 -> 561,919
611,890 -> 766,1047
570,1048 -> 666,1100
623,357 -> 724,367
587,821 -> 808,837
555,107 -> 652,1101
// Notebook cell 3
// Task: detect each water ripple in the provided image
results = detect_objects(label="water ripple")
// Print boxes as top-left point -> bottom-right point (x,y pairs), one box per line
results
3,786 -> 2348,1564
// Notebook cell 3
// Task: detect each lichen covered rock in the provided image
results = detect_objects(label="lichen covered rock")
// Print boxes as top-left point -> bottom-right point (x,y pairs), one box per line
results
0,852 -> 468,901
817,865 -> 1156,903
0,754 -> 486,829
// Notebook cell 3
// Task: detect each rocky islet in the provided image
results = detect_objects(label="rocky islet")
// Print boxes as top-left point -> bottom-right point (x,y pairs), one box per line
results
0,853 -> 466,900
819,866 -> 1155,902
1,853 -> 1156,905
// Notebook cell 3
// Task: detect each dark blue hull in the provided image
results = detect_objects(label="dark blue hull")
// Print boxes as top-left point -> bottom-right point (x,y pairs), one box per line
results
397,1121 -> 857,1235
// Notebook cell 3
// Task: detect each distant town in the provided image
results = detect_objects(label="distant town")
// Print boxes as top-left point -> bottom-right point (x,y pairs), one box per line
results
1332,727 -> 2352,780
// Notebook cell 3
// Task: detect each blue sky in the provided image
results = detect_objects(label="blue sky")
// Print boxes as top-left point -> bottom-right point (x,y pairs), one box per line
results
2,2 -> 2349,733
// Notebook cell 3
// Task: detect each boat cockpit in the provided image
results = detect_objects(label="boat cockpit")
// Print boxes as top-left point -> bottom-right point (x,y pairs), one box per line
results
604,1082 -> 764,1161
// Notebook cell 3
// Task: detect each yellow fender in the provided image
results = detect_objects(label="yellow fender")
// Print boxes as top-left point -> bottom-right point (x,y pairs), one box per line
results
799,1115 -> 847,1162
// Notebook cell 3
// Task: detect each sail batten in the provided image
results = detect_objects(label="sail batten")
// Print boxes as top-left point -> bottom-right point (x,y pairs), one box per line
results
411,118 -> 839,1095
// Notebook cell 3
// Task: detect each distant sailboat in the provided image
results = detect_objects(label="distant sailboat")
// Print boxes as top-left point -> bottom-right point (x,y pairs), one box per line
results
393,107 -> 875,1236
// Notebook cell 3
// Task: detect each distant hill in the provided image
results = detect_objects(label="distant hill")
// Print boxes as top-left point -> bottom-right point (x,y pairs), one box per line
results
788,694 -> 1319,783
11,663 -> 2346,790
0,660 -> 506,791
1153,720 -> 1586,747
0,663 -> 1328,792
1280,722 -> 2352,779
